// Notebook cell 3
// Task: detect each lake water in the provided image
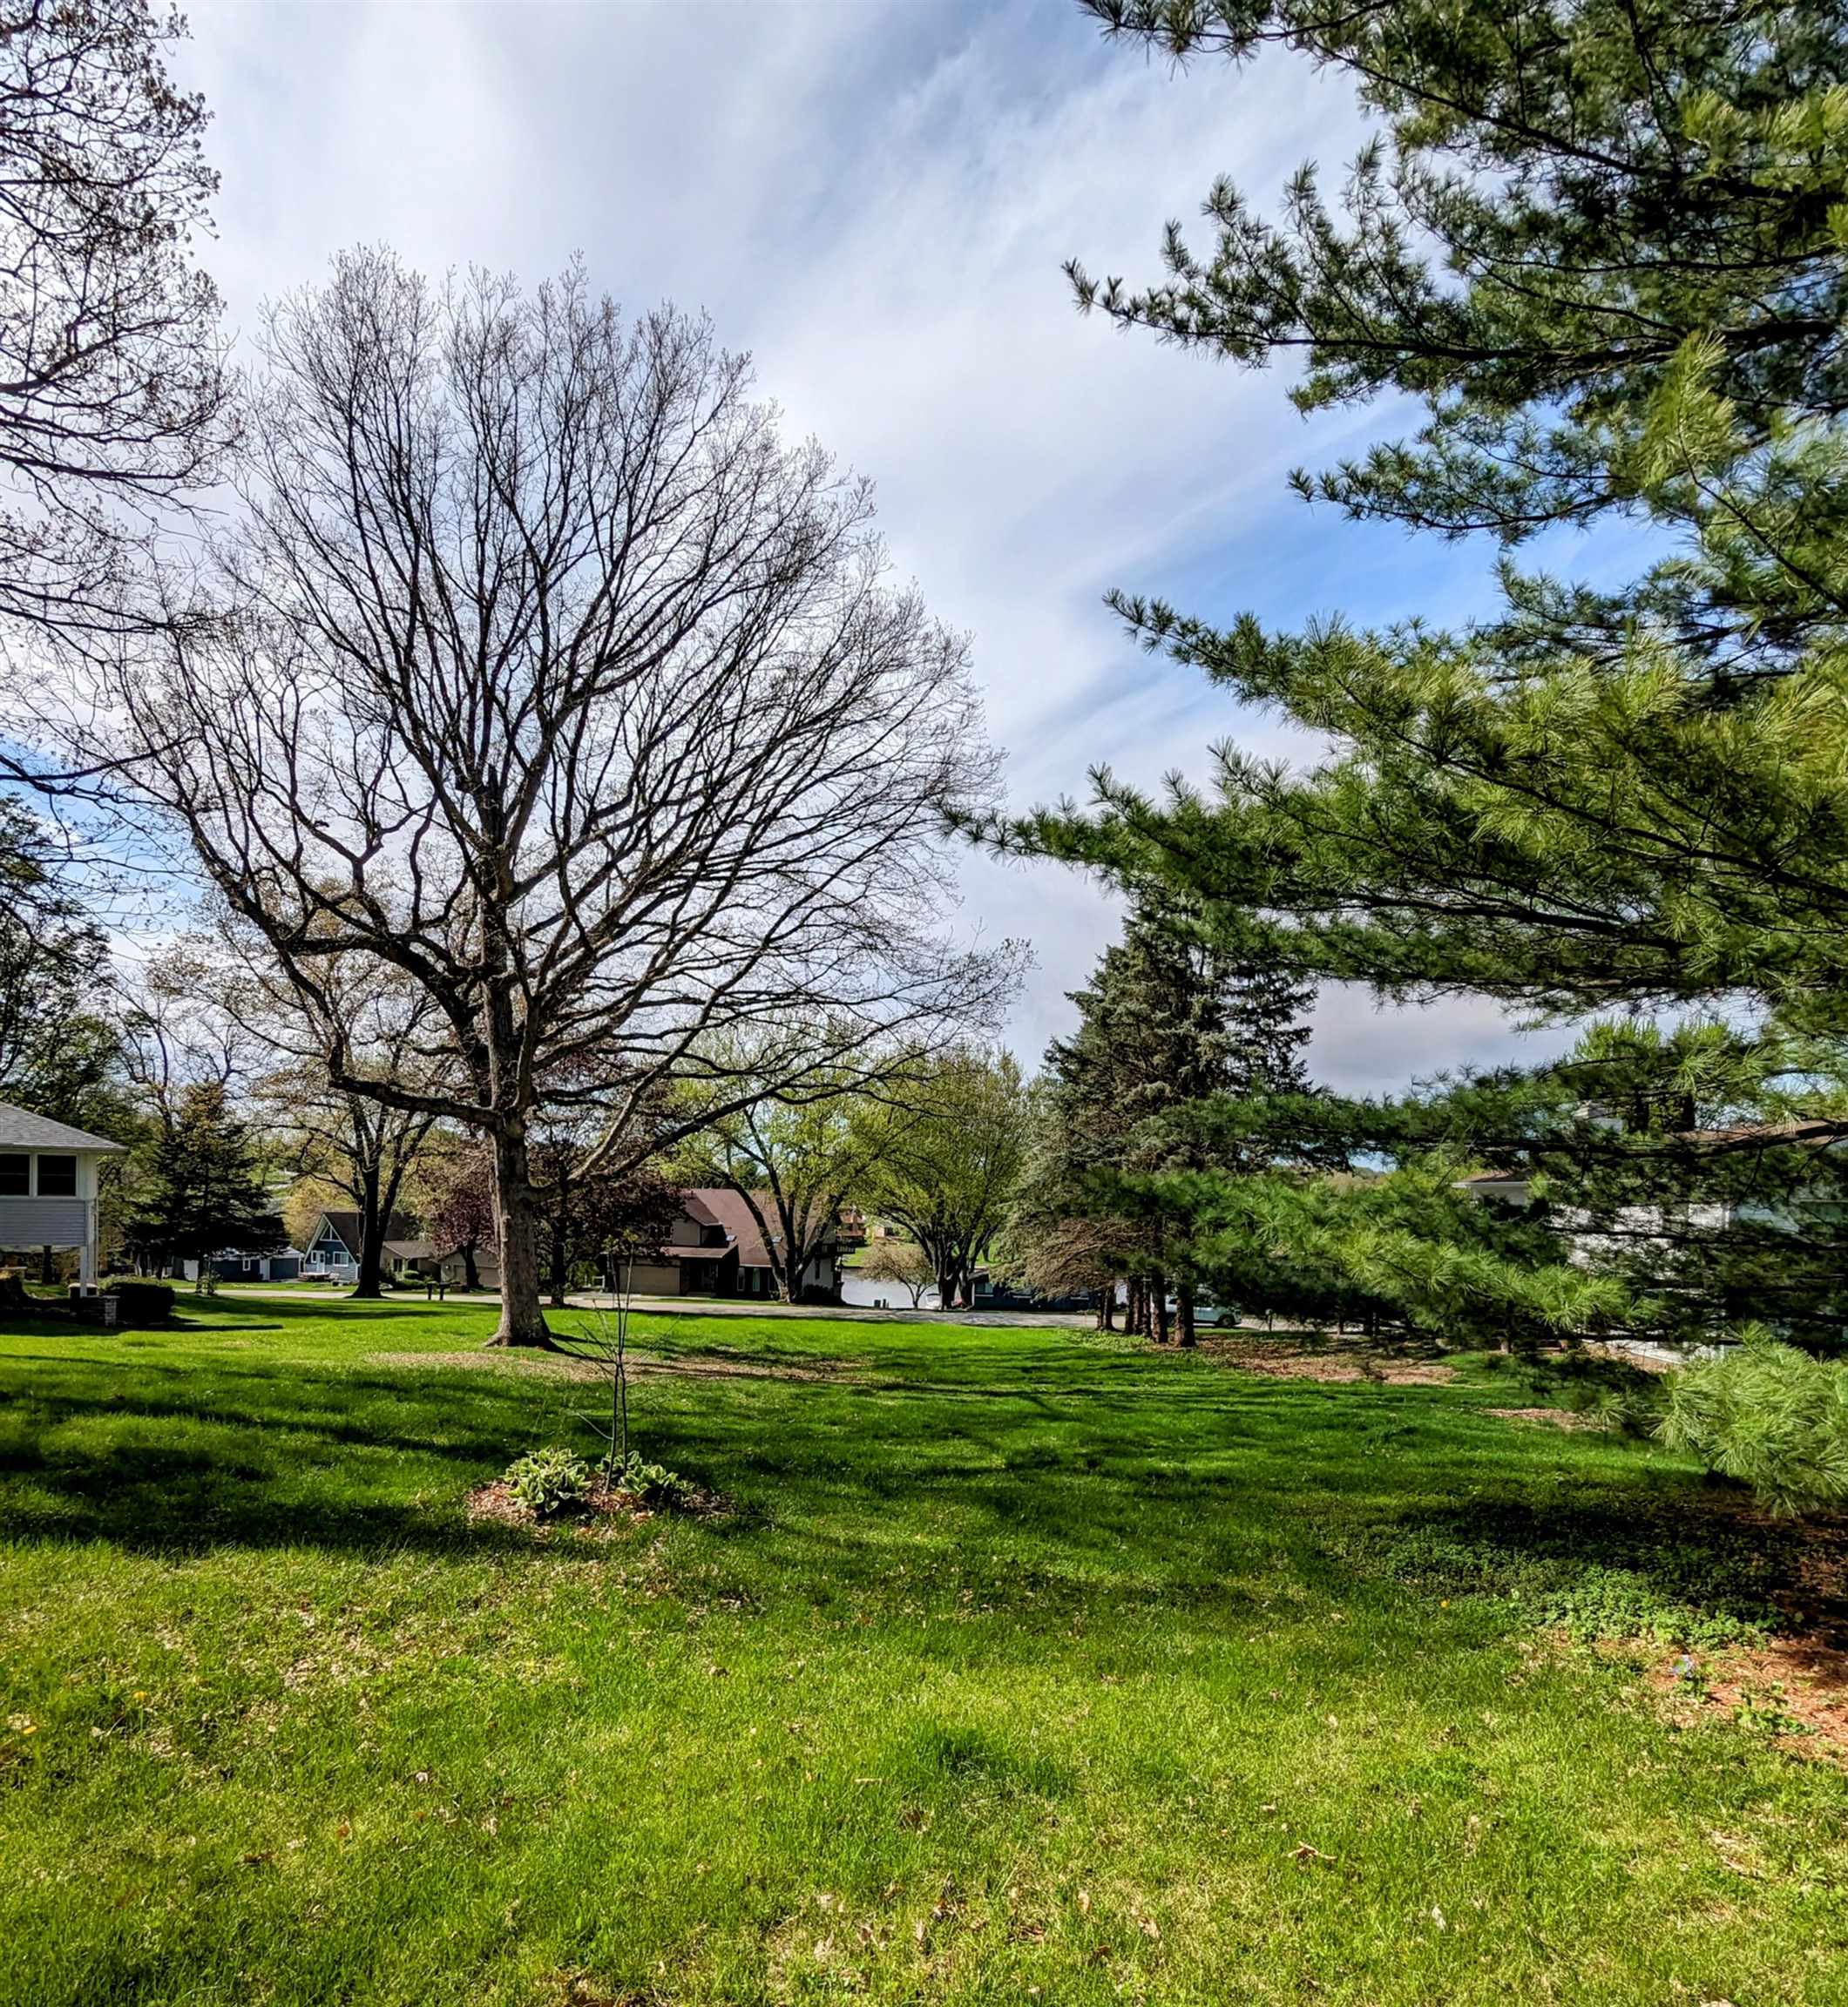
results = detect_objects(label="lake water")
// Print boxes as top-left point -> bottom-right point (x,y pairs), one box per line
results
838,1269 -> 939,1310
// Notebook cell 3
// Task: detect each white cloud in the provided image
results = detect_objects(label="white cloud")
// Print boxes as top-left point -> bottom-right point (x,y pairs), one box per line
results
175,0 -> 1548,1094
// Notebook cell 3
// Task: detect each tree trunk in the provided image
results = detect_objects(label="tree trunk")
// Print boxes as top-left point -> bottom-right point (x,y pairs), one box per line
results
1096,1287 -> 1114,1332
780,1200 -> 811,1304
1176,1278 -> 1196,1350
488,1127 -> 552,1347
350,1173 -> 385,1299
461,1240 -> 480,1291
1127,1277 -> 1143,1337
1152,1272 -> 1171,1344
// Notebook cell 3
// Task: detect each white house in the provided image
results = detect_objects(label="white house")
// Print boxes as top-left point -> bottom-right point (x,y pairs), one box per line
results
0,1102 -> 126,1291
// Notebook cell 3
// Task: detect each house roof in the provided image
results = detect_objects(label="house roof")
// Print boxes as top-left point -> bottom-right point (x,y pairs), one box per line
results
0,1102 -> 127,1153
675,1187 -> 841,1270
1679,1119 -> 1845,1151
314,1210 -> 418,1252
674,1187 -> 772,1268
680,1191 -> 728,1231
382,1238 -> 435,1261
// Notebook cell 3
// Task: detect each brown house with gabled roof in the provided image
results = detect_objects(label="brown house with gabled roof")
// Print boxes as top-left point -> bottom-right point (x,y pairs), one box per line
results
612,1187 -> 841,1301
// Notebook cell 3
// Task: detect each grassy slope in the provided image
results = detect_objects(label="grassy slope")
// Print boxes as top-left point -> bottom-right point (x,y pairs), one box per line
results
1,1294 -> 1843,2007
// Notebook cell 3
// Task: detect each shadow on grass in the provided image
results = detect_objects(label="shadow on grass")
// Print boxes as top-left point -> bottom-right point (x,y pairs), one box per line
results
0,1441 -> 550,1562
0,1321 -> 1828,1652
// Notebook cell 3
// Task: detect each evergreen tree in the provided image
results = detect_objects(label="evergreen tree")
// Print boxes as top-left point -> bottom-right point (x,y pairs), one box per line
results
1022,899 -> 1319,1342
1007,1 -> 1848,1409
122,1081 -> 281,1291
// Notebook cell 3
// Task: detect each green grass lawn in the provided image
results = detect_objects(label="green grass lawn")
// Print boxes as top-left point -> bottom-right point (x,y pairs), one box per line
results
2,1294 -> 1844,2006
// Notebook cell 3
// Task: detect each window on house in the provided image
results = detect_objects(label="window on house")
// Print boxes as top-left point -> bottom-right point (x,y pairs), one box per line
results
36,1155 -> 77,1197
0,1156 -> 25,1195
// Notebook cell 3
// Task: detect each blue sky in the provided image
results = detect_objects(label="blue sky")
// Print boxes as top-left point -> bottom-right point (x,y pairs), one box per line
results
172,0 -> 1613,1091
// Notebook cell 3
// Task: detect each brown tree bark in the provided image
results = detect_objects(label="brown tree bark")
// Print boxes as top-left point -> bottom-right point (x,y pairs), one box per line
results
1096,1287 -> 1115,1331
488,1127 -> 552,1347
1152,1272 -> 1171,1344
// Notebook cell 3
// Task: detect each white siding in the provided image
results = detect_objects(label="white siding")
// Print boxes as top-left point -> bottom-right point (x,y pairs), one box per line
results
0,1197 -> 90,1247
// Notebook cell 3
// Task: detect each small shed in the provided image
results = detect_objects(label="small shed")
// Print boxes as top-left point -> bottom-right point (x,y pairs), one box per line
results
0,1102 -> 127,1290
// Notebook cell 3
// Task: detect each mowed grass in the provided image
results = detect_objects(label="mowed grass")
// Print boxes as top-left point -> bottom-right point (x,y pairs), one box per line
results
1,1295 -> 1845,2006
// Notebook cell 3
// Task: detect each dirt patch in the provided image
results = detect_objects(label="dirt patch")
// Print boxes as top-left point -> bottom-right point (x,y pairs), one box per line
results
1484,1405 -> 1606,1432
1646,1634 -> 1848,1761
1195,1335 -> 1456,1386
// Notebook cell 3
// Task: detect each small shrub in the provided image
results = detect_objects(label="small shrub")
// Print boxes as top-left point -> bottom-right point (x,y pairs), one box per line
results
504,1448 -> 592,1517
1661,1332 -> 1848,1514
612,1453 -> 696,1511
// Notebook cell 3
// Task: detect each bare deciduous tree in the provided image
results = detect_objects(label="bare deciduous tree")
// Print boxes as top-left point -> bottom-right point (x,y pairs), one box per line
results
184,920 -> 453,1299
118,252 -> 1005,1344
0,0 -> 228,749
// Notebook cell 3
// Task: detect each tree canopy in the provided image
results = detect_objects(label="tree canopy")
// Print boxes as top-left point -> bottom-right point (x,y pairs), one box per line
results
116,253 -> 1006,1344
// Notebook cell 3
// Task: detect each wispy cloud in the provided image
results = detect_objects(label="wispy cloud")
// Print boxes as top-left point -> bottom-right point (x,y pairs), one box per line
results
178,0 -> 1573,1091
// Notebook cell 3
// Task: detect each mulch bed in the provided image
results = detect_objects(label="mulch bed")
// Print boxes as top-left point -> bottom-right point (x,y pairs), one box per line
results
465,1474 -> 729,1537
1631,1496 -> 1848,1759
1645,1634 -> 1848,1760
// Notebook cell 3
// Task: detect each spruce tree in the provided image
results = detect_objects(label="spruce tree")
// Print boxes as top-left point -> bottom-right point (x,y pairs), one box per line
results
123,1082 -> 281,1291
1026,899 -> 1319,1342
